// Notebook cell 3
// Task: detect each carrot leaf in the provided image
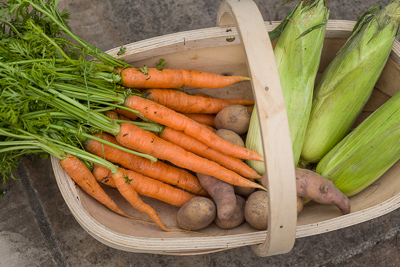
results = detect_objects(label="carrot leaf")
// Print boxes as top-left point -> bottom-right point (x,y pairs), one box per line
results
123,174 -> 133,184
139,65 -> 148,75
156,58 -> 166,72
117,45 -> 126,56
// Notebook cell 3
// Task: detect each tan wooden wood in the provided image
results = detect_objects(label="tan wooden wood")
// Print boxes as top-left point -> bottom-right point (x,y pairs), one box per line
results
217,0 -> 296,257
51,1 -> 400,256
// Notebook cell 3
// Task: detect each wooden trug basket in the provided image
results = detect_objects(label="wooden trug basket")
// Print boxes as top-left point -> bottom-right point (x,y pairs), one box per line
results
51,0 -> 400,257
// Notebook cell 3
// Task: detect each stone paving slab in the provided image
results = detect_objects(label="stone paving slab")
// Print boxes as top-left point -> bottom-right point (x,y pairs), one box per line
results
2,0 -> 400,266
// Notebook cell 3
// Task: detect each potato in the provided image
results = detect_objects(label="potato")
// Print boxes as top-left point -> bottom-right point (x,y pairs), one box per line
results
214,195 -> 246,229
215,105 -> 251,135
297,196 -> 304,215
234,179 -> 256,197
260,168 -> 350,215
177,197 -> 216,230
244,191 -> 268,230
197,173 -> 236,220
215,129 -> 245,148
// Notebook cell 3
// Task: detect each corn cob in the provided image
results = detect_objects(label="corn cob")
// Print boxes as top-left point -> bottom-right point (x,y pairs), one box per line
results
300,0 -> 400,164
246,0 -> 328,173
316,89 -> 400,197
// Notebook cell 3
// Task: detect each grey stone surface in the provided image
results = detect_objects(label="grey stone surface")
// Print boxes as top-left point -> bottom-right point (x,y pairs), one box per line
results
2,0 -> 400,266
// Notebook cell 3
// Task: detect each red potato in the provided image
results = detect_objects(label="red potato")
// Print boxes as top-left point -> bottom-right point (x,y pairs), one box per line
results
261,168 -> 351,215
196,173 -> 236,220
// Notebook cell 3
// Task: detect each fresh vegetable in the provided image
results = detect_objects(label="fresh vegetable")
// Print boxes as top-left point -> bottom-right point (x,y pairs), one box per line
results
261,168 -> 350,215
116,122 -> 265,189
104,110 -> 131,121
123,95 -> 263,161
177,197 -> 217,231
246,0 -> 329,173
297,196 -> 304,215
244,191 -> 269,230
234,180 -> 256,197
197,173 -> 237,221
193,93 -> 255,106
159,127 -> 260,179
301,1 -> 400,163
60,153 -> 132,218
214,195 -> 246,229
0,126 -> 137,219
117,68 -> 249,89
92,164 -> 198,207
84,133 -> 207,195
115,109 -> 139,121
111,170 -> 172,231
215,129 -> 245,148
181,113 -> 216,128
143,89 -> 250,114
316,89 -> 400,197
214,105 -> 251,135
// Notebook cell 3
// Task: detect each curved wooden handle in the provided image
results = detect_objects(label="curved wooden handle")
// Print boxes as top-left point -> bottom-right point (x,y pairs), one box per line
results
217,0 -> 297,257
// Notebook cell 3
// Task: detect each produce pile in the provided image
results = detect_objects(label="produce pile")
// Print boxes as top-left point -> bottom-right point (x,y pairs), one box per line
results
1,0 -> 400,232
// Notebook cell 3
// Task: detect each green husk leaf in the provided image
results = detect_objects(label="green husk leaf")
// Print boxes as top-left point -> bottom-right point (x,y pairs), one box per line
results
316,90 -> 400,197
246,0 -> 328,171
301,0 -> 400,164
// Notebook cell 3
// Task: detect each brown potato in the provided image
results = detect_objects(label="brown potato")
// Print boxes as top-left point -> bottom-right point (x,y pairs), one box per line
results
297,196 -> 304,215
260,168 -> 351,215
244,191 -> 269,230
177,197 -> 216,230
197,173 -> 236,220
214,195 -> 246,229
234,179 -> 256,197
215,104 -> 251,135
215,129 -> 245,148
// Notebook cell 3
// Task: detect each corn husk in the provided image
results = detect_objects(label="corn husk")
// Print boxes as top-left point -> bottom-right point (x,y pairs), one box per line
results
300,0 -> 400,164
246,0 -> 328,173
316,89 -> 400,197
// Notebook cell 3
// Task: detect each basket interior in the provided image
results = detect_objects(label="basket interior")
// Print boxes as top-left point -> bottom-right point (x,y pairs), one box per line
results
71,37 -> 400,240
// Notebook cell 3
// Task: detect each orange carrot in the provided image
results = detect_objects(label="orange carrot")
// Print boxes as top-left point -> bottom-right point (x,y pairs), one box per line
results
59,153 -> 130,218
182,113 -> 216,128
143,89 -> 248,114
84,133 -> 208,196
123,96 -> 263,162
104,110 -> 131,121
117,68 -> 250,89
159,127 -> 261,179
111,170 -> 171,231
93,164 -> 198,207
115,108 -> 139,121
115,122 -> 265,190
194,93 -> 255,106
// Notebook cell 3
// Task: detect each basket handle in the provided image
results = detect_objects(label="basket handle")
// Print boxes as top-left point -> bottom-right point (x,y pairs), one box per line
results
217,0 -> 297,257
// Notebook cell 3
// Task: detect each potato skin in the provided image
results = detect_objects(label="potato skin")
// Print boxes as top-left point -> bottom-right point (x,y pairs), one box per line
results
215,105 -> 251,135
234,179 -> 256,197
297,196 -> 304,215
197,173 -> 236,220
177,197 -> 216,230
214,195 -> 246,229
244,191 -> 269,230
215,129 -> 245,148
260,168 -> 350,215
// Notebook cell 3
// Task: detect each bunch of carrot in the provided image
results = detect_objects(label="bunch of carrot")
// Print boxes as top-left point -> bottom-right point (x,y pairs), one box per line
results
0,0 -> 267,232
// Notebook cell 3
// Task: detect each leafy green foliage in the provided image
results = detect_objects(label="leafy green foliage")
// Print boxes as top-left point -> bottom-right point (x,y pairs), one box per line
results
156,58 -> 166,71
117,45 -> 126,56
